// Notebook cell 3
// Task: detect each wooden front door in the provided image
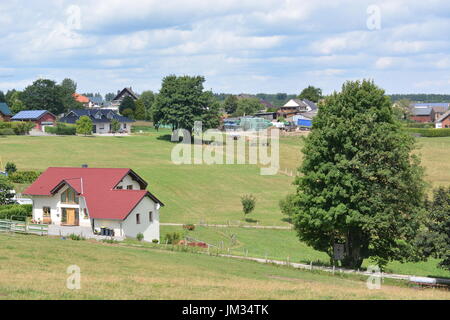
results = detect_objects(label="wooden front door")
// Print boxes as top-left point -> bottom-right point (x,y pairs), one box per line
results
66,208 -> 76,226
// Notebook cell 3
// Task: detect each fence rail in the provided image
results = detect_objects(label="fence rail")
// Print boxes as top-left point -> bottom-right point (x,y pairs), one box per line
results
0,220 -> 48,236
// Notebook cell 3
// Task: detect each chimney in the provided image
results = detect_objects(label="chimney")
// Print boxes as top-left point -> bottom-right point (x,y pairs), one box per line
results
82,164 -> 88,168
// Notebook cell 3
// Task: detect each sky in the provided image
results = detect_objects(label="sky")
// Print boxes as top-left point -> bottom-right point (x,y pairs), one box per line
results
0,0 -> 450,96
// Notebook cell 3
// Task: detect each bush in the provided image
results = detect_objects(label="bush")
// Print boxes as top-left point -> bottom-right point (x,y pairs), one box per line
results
68,233 -> 85,241
183,224 -> 195,231
11,122 -> 35,135
136,232 -> 144,242
5,162 -> 17,175
0,204 -> 32,219
45,123 -> 76,135
241,194 -> 256,216
164,232 -> 182,244
152,239 -> 159,244
0,128 -> 15,135
8,171 -> 42,184
404,127 -> 450,137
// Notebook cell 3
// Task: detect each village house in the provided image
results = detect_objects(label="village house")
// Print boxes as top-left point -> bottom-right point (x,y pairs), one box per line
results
11,110 -> 56,131
0,102 -> 12,122
73,93 -> 104,109
410,106 -> 434,123
411,103 -> 449,123
59,109 -> 134,134
111,87 -> 139,111
278,99 -> 318,120
23,167 -> 164,242
435,110 -> 450,128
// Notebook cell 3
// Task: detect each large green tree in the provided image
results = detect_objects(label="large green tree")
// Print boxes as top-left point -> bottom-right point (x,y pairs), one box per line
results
152,75 -> 220,132
134,99 -> 146,120
8,91 -> 26,114
415,187 -> 450,270
233,98 -> 261,117
0,91 -> 5,103
223,95 -> 238,115
21,79 -> 80,115
139,91 -> 156,121
119,96 -> 136,115
61,78 -> 77,94
298,86 -> 322,103
291,80 -> 426,269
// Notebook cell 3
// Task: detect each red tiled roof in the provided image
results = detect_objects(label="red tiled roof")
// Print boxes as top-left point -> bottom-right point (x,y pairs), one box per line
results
73,93 -> 90,104
23,167 -> 163,220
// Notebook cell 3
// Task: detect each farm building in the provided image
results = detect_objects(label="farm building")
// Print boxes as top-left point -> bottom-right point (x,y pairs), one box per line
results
11,110 -> 56,131
435,110 -> 450,128
278,99 -> 318,118
0,103 -> 12,122
23,167 -> 164,242
59,109 -> 134,134
410,107 -> 434,123
412,103 -> 449,122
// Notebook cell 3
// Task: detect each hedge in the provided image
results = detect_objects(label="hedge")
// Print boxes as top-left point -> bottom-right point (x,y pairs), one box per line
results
0,204 -> 32,220
404,128 -> 450,137
0,121 -> 35,135
8,171 -> 42,184
45,123 -> 76,135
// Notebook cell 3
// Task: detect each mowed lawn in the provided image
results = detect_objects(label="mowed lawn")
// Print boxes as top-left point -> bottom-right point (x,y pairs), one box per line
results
0,132 -> 295,226
161,225 -> 450,279
1,233 -> 450,300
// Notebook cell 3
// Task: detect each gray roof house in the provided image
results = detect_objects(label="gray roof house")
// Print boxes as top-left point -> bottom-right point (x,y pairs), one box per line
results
59,109 -> 135,134
0,102 -> 12,121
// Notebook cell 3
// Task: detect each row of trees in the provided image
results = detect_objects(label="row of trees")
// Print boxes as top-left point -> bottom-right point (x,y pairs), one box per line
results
280,79 -> 449,271
0,78 -> 83,115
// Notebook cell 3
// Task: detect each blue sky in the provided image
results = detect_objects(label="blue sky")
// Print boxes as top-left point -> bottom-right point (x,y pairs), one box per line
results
1,0 -> 450,95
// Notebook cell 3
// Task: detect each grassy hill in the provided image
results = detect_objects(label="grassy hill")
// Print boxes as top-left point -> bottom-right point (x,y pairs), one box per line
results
1,131 -> 450,287
1,233 -> 449,300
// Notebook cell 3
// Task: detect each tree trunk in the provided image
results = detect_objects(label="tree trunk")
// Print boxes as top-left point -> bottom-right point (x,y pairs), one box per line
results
341,230 -> 366,269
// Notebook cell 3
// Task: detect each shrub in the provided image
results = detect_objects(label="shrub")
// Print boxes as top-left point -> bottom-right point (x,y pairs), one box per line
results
0,204 -> 32,219
0,128 -> 15,135
164,232 -> 182,244
5,162 -> 17,175
8,171 -> 42,184
241,194 -> 256,216
152,239 -> 159,244
183,224 -> 195,231
404,127 -> 450,137
11,122 -> 35,135
68,233 -> 85,241
136,232 -> 144,242
45,123 -> 76,135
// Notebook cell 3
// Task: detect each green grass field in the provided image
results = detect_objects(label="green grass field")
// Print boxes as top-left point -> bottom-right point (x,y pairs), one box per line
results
1,131 -> 450,298
160,225 -> 450,278
1,233 -> 449,300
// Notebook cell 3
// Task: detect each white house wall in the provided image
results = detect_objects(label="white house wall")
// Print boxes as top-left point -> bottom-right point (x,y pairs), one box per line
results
115,174 -> 142,190
122,196 -> 160,242
93,122 -> 132,134
31,185 -> 91,227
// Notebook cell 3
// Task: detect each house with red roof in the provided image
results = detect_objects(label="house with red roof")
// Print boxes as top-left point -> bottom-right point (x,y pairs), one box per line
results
23,166 -> 164,242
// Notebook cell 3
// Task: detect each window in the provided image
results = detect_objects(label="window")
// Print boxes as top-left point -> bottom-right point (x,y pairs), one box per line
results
127,185 -> 133,190
60,188 -> 79,204
124,123 -> 127,129
136,214 -> 141,224
116,186 -> 123,190
43,207 -> 51,217
83,208 -> 89,219
100,124 -> 105,130
149,211 -> 153,223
